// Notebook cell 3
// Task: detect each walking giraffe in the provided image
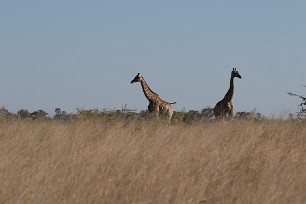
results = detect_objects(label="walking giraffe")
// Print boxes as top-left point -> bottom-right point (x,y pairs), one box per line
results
214,68 -> 242,119
130,73 -> 176,122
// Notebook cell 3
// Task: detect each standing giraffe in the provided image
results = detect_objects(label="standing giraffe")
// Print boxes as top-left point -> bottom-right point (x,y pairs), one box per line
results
214,68 -> 242,119
130,73 -> 176,122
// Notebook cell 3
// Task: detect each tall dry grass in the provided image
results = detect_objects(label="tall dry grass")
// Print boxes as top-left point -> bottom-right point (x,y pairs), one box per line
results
0,119 -> 305,204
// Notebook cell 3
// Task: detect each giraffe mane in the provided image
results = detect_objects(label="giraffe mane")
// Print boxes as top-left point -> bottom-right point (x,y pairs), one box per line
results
147,86 -> 159,97
141,77 -> 159,97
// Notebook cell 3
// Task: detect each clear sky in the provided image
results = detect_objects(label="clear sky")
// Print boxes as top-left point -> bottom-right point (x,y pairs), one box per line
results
0,0 -> 305,116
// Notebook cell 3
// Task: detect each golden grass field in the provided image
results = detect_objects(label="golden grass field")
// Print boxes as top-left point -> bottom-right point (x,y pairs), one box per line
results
0,119 -> 305,204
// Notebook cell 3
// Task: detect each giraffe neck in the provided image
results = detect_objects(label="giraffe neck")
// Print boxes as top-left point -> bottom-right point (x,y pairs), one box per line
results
140,78 -> 158,101
223,76 -> 235,102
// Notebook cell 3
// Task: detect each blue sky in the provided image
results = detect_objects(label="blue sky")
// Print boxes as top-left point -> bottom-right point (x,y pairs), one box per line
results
0,0 -> 305,116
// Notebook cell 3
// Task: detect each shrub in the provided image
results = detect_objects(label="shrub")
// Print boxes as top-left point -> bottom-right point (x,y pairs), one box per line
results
288,85 -> 306,120
17,109 -> 31,119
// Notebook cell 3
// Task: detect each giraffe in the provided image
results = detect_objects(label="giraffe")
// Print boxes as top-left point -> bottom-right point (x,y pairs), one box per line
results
214,68 -> 242,119
130,73 -> 176,122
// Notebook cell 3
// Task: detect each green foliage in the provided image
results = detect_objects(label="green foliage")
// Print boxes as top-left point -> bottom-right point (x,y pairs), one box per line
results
235,109 -> 264,120
75,104 -> 138,121
0,106 -> 16,119
31,110 -> 48,120
172,107 -> 215,124
0,105 -> 267,123
54,108 -> 70,120
17,109 -> 31,119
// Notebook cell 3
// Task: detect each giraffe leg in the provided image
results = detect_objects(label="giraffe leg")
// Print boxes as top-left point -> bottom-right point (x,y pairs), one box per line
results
154,105 -> 159,118
229,109 -> 234,119
168,112 -> 173,124
148,102 -> 154,113
229,103 -> 234,118
147,102 -> 159,119
166,107 -> 173,124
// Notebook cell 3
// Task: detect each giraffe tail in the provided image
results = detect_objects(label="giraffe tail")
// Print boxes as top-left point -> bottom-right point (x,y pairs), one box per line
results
169,102 -> 176,105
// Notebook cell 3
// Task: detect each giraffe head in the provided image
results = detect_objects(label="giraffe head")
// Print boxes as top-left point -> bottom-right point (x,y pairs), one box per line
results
231,68 -> 242,79
130,73 -> 143,84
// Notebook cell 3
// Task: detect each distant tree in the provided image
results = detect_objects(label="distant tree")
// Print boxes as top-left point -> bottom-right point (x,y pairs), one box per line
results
55,108 -> 61,115
171,110 -> 185,123
236,109 -> 264,120
288,85 -> 306,120
76,108 -> 99,119
120,104 -> 137,114
53,108 -> 71,120
236,110 -> 256,120
183,110 -> 201,123
171,107 -> 215,123
0,106 -> 15,119
31,110 -> 48,120
201,107 -> 214,119
17,109 -> 31,119
118,104 -> 137,120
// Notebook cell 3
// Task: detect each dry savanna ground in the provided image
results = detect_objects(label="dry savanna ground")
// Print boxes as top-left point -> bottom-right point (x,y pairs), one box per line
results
0,118 -> 306,204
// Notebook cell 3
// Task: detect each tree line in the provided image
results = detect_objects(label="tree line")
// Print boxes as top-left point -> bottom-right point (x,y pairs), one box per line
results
0,85 -> 304,122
